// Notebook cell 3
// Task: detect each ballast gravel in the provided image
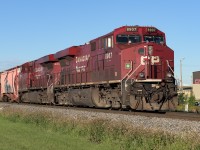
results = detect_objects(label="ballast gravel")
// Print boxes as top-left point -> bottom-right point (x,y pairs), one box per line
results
0,103 -> 200,137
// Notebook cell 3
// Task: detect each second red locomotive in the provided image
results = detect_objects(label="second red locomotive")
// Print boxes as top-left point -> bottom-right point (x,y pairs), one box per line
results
0,26 -> 178,111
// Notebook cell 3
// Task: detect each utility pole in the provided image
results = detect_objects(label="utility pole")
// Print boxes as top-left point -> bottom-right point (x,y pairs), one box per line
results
180,58 -> 184,93
180,58 -> 188,111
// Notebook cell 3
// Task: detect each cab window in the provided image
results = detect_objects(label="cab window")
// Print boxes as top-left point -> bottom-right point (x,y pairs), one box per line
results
100,36 -> 113,49
116,35 -> 141,44
144,36 -> 164,44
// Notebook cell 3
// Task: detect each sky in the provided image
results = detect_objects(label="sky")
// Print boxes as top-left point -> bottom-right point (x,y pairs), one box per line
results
0,0 -> 199,85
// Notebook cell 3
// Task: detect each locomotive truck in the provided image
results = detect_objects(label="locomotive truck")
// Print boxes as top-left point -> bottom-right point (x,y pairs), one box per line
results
0,26 -> 178,111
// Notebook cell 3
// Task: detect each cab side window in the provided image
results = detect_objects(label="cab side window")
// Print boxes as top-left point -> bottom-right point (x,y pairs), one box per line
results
100,35 -> 113,50
107,37 -> 112,48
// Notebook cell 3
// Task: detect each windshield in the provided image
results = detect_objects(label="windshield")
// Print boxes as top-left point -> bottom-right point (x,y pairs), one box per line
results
144,36 -> 164,44
116,35 -> 141,44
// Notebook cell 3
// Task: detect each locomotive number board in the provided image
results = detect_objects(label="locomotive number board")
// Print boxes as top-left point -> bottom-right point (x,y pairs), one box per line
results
147,28 -> 156,32
126,27 -> 137,32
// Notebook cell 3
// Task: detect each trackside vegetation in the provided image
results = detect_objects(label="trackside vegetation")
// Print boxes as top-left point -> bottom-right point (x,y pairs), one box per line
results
177,94 -> 200,112
0,107 -> 200,150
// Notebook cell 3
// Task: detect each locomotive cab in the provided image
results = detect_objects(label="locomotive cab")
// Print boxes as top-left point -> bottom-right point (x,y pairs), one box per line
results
114,26 -> 177,111
9,25 -> 177,112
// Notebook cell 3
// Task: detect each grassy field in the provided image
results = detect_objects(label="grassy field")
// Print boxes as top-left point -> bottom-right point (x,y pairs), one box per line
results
0,107 -> 200,150
0,117 -> 117,150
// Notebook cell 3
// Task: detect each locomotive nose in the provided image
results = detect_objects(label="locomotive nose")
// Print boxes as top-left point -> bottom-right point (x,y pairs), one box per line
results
139,44 -> 161,79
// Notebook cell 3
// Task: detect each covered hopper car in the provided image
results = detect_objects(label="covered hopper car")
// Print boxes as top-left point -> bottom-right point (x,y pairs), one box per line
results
0,67 -> 20,102
0,26 -> 178,111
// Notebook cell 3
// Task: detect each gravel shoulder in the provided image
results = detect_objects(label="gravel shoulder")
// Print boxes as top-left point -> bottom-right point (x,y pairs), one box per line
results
0,102 -> 200,137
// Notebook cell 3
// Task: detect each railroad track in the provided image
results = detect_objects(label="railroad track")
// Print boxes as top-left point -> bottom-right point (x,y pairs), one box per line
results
0,102 -> 200,121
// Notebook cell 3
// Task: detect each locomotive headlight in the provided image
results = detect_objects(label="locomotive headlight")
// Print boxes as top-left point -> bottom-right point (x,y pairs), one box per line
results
166,72 -> 172,78
139,72 -> 145,78
148,46 -> 153,55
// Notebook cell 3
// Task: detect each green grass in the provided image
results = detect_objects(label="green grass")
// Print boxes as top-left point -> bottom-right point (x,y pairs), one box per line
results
0,107 -> 200,150
0,117 -> 117,150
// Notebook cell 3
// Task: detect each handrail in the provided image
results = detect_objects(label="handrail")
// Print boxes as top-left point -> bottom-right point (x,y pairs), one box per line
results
166,60 -> 177,86
121,61 -> 133,81
47,74 -> 53,88
120,61 -> 142,93
121,61 -> 133,94
125,63 -> 142,92
166,60 -> 174,74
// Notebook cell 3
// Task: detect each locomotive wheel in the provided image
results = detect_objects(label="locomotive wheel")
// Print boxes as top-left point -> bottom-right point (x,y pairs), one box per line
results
129,95 -> 140,110
2,95 -> 9,102
91,88 -> 111,108
111,101 -> 121,110
130,96 -> 153,111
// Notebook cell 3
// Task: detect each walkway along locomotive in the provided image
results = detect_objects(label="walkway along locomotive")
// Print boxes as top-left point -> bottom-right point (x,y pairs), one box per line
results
0,26 -> 178,111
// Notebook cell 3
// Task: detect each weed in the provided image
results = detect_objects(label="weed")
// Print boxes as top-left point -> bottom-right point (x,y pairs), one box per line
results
0,106 -> 200,149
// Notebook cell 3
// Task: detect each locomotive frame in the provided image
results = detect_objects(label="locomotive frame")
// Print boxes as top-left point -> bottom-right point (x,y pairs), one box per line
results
0,25 -> 178,111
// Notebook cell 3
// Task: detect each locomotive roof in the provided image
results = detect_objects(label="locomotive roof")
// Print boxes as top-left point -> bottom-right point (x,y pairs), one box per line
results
90,25 -> 163,42
54,46 -> 80,59
37,54 -> 57,64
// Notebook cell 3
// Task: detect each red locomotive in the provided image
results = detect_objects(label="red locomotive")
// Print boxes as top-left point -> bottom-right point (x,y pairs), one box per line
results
0,26 -> 178,111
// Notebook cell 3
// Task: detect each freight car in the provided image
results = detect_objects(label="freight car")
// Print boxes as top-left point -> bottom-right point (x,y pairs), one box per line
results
0,26 -> 178,111
0,66 -> 20,102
